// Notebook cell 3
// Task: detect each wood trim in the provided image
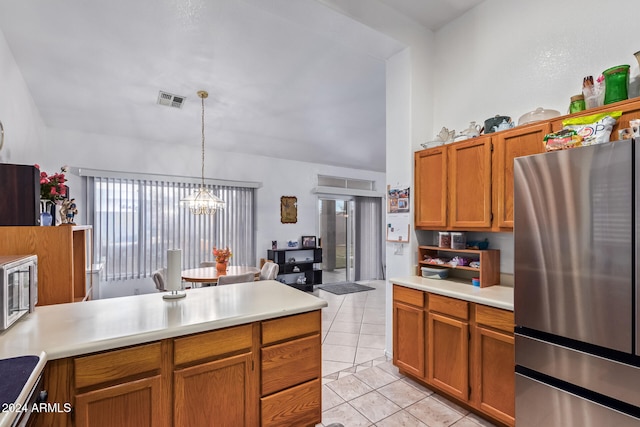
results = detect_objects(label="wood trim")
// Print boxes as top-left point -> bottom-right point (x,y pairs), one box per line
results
34,358 -> 73,427
72,228 -> 88,301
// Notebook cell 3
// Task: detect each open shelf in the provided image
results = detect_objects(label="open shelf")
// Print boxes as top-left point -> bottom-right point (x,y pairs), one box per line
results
267,247 -> 322,292
418,245 -> 500,287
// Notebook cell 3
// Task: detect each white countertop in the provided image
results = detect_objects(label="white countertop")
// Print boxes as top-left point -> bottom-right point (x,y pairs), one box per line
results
390,276 -> 513,311
0,280 -> 328,360
0,280 -> 326,427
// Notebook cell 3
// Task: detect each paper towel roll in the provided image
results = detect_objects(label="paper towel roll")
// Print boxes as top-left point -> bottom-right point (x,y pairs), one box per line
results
166,249 -> 182,291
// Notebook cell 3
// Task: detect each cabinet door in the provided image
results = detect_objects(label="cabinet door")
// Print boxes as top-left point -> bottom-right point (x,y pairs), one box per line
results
428,312 -> 469,400
473,327 -> 515,426
393,301 -> 426,379
174,353 -> 257,427
75,376 -> 164,427
494,123 -> 548,229
449,137 -> 492,229
414,147 -> 447,228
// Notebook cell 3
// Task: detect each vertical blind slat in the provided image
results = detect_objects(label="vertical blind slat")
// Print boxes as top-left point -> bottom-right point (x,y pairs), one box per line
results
90,176 -> 254,281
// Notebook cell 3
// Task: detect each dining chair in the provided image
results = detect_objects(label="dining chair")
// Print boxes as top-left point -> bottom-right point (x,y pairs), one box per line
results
259,261 -> 279,280
217,272 -> 256,286
152,269 -> 166,291
199,261 -> 216,267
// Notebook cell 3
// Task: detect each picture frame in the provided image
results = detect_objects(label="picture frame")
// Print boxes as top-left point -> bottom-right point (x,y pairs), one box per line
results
280,196 -> 297,224
301,235 -> 316,248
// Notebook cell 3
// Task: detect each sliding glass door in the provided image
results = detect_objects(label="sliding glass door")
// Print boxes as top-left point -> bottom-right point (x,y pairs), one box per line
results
318,196 -> 383,284
319,198 -> 355,283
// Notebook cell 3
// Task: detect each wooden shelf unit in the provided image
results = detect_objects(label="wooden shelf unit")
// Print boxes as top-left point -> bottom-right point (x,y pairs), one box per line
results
0,225 -> 93,305
418,246 -> 500,287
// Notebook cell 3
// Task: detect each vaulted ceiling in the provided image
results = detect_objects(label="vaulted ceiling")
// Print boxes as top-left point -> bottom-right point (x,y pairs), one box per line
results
0,0 -> 482,172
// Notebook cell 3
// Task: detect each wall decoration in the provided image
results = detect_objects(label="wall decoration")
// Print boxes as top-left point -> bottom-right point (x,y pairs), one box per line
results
280,196 -> 297,224
301,235 -> 316,248
387,184 -> 410,213
386,221 -> 410,243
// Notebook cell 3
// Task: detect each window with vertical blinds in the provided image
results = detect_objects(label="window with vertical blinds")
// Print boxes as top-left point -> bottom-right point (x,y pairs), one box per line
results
85,176 -> 255,281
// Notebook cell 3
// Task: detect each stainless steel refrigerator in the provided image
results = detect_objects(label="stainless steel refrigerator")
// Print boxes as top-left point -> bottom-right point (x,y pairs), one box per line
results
514,138 -> 640,426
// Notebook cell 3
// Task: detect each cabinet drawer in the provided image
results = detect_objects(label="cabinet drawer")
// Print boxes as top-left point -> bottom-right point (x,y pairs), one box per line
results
393,285 -> 425,308
476,304 -> 514,333
261,334 -> 320,396
429,294 -> 469,320
262,311 -> 320,345
174,324 -> 253,366
74,342 -> 162,389
261,378 -> 321,427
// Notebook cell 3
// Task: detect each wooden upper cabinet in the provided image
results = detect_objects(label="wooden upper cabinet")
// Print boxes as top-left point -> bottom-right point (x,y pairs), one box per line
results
449,136 -> 492,229
494,122 -> 549,229
415,147 -> 447,228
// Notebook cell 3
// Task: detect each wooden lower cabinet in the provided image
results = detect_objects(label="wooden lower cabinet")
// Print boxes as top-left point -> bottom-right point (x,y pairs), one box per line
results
74,376 -> 163,427
392,286 -> 426,379
472,305 -> 515,426
35,311 -> 321,427
392,285 -> 514,427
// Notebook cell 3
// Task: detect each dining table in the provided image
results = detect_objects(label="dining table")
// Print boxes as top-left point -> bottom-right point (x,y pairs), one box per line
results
181,265 -> 260,285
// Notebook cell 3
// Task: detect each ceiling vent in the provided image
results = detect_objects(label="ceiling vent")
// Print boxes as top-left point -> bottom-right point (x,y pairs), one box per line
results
157,91 -> 186,109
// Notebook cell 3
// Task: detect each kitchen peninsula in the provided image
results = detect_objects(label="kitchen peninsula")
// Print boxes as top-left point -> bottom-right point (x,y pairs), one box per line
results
0,280 -> 327,427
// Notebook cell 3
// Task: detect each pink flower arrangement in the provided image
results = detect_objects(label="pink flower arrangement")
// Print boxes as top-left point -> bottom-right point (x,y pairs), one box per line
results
213,246 -> 232,263
35,164 -> 68,200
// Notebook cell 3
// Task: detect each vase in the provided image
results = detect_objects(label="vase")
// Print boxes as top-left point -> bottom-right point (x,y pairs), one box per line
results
216,262 -> 228,274
40,199 -> 54,226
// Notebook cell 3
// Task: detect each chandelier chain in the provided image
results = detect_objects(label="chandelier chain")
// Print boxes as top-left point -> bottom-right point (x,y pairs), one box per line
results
201,92 -> 205,188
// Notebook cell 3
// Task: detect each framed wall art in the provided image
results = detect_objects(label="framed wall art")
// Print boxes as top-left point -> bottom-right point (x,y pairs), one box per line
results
280,196 -> 297,224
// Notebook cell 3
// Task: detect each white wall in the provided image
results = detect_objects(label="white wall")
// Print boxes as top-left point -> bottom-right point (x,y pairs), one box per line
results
1,17 -> 386,299
44,127 -> 384,297
318,0 -> 437,356
0,28 -> 46,163
48,126 -> 385,258
433,0 -> 640,134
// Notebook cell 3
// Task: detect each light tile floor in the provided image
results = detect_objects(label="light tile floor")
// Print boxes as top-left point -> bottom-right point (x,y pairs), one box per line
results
312,279 -> 496,427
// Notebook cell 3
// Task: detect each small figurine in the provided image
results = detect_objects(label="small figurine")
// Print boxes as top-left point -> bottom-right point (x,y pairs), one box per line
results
60,198 -> 78,224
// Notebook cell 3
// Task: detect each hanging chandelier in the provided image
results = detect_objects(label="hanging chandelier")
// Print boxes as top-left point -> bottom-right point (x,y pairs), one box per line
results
180,90 -> 226,215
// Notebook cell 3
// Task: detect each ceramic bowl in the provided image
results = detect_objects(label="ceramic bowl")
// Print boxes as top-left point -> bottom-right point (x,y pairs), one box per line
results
518,107 -> 561,126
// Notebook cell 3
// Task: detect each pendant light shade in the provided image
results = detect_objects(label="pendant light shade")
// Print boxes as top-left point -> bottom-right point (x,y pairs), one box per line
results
180,90 -> 225,215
